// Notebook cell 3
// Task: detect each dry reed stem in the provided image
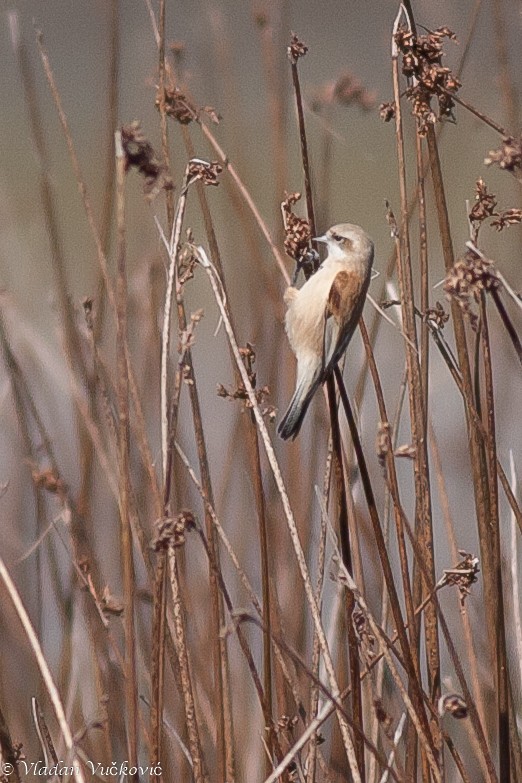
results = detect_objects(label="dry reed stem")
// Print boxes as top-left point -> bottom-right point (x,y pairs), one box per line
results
0,555 -> 86,783
391,12 -> 440,740
289,38 -> 364,774
195,244 -> 362,783
321,505 -> 442,783
479,293 -> 510,779
181,125 -> 274,766
165,549 -> 208,783
114,132 -> 139,777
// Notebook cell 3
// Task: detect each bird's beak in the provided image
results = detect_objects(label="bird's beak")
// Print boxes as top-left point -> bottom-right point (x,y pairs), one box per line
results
313,234 -> 328,244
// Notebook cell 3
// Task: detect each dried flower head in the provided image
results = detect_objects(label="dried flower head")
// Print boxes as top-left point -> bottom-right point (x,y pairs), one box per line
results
425,301 -> 449,330
485,135 -> 522,172
438,693 -> 468,719
120,121 -> 173,200
379,101 -> 396,122
187,158 -> 222,187
217,344 -> 270,409
469,178 -> 498,226
151,511 -> 196,551
442,550 -> 480,605
443,248 -> 500,328
156,86 -> 197,124
287,32 -> 308,64
490,208 -> 522,231
281,192 -> 313,267
394,25 -> 460,134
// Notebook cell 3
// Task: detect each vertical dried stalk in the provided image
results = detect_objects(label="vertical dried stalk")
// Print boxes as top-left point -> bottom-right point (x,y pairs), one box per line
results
289,37 -> 364,775
114,132 -> 138,778
391,6 -> 439,699
197,245 -> 362,783
182,125 -> 270,770
334,365 -> 439,767
479,294 -> 510,780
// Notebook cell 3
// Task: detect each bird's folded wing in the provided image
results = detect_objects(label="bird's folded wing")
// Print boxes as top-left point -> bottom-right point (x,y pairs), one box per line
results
322,268 -> 365,371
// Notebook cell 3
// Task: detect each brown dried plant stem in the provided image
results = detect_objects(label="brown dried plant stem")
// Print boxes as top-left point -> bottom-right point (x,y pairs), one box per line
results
479,293 -> 510,781
289,41 -> 364,776
181,126 -> 275,771
391,28 -> 440,778
349,320 -> 498,780
197,245 -> 362,783
333,365 -> 439,765
115,133 -> 138,779
424,121 -> 510,774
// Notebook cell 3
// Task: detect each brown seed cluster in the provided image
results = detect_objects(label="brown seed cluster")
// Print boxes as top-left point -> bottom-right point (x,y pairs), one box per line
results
469,178 -> 497,226
379,101 -> 396,122
281,192 -> 312,265
468,179 -> 522,235
155,86 -> 221,126
151,510 -> 196,551
491,208 -> 522,231
187,159 -> 223,188
443,248 -> 500,329
425,301 -> 449,330
217,344 -> 271,411
287,32 -> 308,64
394,25 -> 460,134
442,550 -> 480,606
120,121 -> 173,200
485,135 -> 522,172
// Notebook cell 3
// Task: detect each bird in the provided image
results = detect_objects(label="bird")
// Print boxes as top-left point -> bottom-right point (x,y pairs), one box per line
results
278,223 -> 374,440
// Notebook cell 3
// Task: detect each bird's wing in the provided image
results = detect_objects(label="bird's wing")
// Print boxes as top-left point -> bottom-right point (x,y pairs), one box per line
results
322,268 -> 365,373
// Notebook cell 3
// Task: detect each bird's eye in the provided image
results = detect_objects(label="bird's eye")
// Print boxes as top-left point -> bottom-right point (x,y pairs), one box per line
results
331,233 -> 342,242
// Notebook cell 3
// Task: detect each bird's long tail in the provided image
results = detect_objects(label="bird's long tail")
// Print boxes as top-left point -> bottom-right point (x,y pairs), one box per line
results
277,370 -> 322,440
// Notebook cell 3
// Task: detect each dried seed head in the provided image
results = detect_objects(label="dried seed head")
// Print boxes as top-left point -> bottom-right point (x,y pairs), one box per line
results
490,208 -> 522,231
442,551 -> 480,605
469,178 -> 498,225
287,32 -> 308,64
425,301 -> 449,330
120,121 -> 173,200
438,693 -> 468,719
379,101 -> 396,122
151,511 -> 196,551
485,135 -> 522,172
156,86 -> 197,124
281,192 -> 313,265
187,159 -> 222,187
393,24 -> 460,133
443,248 -> 500,328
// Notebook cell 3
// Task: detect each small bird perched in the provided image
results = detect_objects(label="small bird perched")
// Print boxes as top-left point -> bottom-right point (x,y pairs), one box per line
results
278,223 -> 374,440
